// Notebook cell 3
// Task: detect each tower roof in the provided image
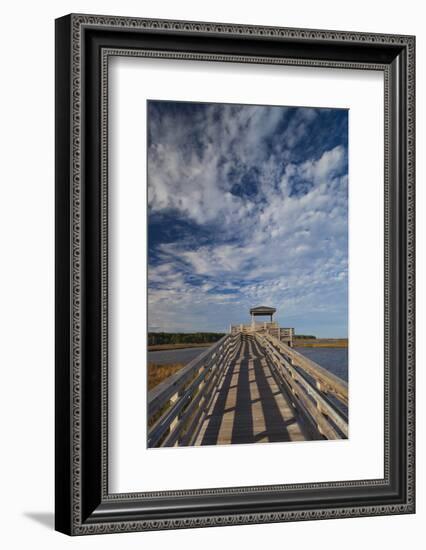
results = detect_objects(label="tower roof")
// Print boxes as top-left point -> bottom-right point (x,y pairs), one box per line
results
250,306 -> 276,316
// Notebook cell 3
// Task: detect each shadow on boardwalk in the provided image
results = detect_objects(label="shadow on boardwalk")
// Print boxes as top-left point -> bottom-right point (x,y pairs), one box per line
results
196,336 -> 306,446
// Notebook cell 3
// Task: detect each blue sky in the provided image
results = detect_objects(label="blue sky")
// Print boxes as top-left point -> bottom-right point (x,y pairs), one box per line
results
147,101 -> 348,337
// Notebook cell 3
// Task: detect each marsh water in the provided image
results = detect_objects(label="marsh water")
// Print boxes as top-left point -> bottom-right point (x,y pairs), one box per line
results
294,347 -> 348,382
148,347 -> 208,366
148,346 -> 348,381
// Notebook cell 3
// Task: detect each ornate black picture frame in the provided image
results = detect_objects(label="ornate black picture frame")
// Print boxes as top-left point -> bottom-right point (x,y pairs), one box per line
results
55,14 -> 415,535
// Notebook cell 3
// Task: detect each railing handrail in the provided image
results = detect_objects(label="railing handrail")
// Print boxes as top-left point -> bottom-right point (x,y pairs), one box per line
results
147,333 -> 240,447
262,333 -> 348,405
148,334 -> 230,417
255,333 -> 348,438
156,336 -> 241,447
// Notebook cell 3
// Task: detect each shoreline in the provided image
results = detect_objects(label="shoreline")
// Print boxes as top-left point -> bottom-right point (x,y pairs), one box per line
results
148,343 -> 213,352
148,339 -> 348,351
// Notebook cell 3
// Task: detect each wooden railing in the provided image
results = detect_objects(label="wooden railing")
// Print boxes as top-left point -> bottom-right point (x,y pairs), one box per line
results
147,333 -> 240,447
255,333 -> 348,439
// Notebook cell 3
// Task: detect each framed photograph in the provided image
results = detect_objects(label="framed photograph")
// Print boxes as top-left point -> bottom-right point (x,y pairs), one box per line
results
55,14 -> 415,535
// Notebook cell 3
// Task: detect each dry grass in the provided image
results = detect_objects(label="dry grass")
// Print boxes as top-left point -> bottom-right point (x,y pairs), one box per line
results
148,362 -> 185,391
294,338 -> 348,348
147,363 -> 188,430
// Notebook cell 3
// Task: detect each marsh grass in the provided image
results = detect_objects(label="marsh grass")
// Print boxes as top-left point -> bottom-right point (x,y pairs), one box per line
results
294,338 -> 348,348
148,362 -> 185,391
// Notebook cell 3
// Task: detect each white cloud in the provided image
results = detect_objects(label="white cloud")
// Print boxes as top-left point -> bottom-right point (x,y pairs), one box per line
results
299,145 -> 346,183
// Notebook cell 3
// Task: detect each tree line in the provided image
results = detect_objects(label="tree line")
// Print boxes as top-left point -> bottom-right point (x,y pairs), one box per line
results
148,332 -> 225,345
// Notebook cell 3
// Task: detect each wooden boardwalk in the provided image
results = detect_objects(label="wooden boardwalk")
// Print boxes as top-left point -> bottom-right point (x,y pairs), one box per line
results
194,336 -> 307,446
147,331 -> 348,448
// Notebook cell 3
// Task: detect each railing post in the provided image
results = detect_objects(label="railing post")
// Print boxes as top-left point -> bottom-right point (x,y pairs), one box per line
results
168,390 -> 182,446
